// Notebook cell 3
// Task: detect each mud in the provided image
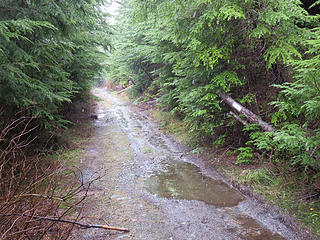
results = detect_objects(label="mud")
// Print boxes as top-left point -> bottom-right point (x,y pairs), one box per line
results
70,87 -> 311,240
235,215 -> 287,240
146,161 -> 244,207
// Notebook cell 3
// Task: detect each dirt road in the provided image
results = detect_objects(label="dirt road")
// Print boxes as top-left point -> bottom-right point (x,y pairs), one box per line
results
70,87 -> 309,240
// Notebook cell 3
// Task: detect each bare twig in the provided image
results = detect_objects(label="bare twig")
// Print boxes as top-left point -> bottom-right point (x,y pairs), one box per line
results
301,192 -> 320,201
0,108 -> 115,239
3,194 -> 65,201
1,214 -> 130,232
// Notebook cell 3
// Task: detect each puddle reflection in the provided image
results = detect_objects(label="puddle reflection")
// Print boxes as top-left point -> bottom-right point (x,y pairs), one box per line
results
146,162 -> 244,207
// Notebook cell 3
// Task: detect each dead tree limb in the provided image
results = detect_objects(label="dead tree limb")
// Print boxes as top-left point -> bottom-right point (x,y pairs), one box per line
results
117,86 -> 131,95
229,111 -> 248,126
1,214 -> 130,233
218,91 -> 275,132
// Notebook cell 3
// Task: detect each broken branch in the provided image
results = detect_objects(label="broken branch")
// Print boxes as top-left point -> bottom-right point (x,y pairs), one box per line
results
218,91 -> 275,132
229,111 -> 248,126
1,214 -> 130,233
117,86 -> 131,95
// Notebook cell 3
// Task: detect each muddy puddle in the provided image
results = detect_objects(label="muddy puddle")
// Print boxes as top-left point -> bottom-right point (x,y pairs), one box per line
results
146,161 -> 244,207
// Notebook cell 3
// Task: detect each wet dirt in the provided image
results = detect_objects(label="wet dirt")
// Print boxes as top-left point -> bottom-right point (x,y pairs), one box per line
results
70,87 -> 309,240
235,215 -> 287,240
145,161 -> 244,207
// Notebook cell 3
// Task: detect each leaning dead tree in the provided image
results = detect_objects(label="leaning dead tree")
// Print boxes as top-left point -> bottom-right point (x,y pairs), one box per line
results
218,91 -> 275,132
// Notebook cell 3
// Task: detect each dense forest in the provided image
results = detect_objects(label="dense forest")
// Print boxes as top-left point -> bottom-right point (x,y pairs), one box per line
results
1,0 -> 320,238
0,0 -> 110,129
108,0 -> 320,185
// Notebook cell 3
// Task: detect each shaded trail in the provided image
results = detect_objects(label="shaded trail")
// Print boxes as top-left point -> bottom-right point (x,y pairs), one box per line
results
70,87 -> 305,240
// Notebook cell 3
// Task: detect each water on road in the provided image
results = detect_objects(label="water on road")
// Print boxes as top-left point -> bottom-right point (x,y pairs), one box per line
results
70,88 -> 306,240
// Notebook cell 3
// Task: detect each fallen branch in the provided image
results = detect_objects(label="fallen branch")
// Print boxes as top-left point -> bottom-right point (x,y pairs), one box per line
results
218,91 -> 275,132
1,214 -> 130,233
229,111 -> 248,126
117,86 -> 131,95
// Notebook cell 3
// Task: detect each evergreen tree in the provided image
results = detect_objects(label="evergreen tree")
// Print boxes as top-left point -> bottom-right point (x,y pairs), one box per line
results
0,0 -> 111,128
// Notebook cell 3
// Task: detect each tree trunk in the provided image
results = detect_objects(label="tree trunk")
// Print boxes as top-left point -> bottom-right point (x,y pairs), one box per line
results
218,91 -> 275,132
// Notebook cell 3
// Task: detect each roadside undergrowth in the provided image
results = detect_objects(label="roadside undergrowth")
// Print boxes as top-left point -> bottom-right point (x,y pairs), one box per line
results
0,120 -> 89,239
221,165 -> 320,238
0,96 -> 97,239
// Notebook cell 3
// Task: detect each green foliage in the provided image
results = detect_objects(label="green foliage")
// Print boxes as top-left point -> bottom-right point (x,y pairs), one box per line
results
252,125 -> 320,169
239,93 -> 256,105
256,24 -> 320,174
109,0 -> 320,179
214,134 -> 226,147
240,168 -> 273,185
0,0 -> 111,129
236,147 -> 254,165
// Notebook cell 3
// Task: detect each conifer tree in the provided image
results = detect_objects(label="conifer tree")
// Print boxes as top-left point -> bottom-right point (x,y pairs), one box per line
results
0,0 -> 111,128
